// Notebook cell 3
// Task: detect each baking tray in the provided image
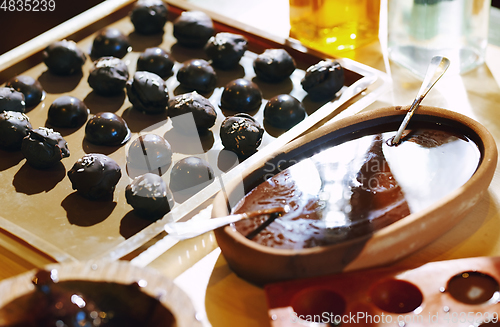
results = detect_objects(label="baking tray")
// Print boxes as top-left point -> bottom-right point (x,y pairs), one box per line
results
0,0 -> 389,263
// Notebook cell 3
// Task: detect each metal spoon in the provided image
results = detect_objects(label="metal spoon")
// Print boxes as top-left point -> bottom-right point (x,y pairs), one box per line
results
392,55 -> 451,145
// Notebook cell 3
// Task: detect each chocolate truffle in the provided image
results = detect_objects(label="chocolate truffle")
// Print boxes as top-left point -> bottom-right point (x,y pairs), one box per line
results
90,28 -> 131,59
220,113 -> 264,157
47,96 -> 89,128
125,173 -> 174,218
173,10 -> 214,48
126,71 -> 170,114
253,48 -> 296,83
6,75 -> 44,108
67,153 -> 122,200
204,32 -> 248,69
0,111 -> 32,151
21,127 -> 70,169
177,59 -> 217,93
88,57 -> 130,96
0,87 -> 25,113
169,156 -> 215,195
264,94 -> 306,129
136,47 -> 175,79
127,134 -> 173,171
85,112 -> 131,146
220,78 -> 262,113
301,59 -> 345,101
42,40 -> 86,75
129,0 -> 169,35
167,91 -> 217,130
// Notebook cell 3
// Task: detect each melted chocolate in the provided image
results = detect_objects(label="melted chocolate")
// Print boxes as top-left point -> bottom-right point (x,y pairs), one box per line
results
253,48 -> 296,83
220,78 -> 262,113
21,127 -> 70,169
85,112 -> 131,146
47,95 -> 89,128
447,271 -> 499,304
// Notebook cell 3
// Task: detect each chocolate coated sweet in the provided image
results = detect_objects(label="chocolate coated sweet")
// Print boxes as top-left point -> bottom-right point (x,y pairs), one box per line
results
301,59 -> 345,101
0,87 -> 25,113
43,40 -> 87,75
68,153 -> 122,200
0,111 -> 32,151
204,32 -> 248,69
85,112 -> 131,146
126,173 -> 174,218
126,71 -> 170,114
21,127 -> 70,169
129,0 -> 169,35
6,75 -> 44,107
167,91 -> 216,130
173,10 -> 214,47
88,57 -> 130,96
220,113 -> 264,157
47,96 -> 89,128
264,94 -> 306,130
136,47 -> 175,79
177,59 -> 217,93
253,48 -> 296,82
220,78 -> 262,113
90,28 -> 131,59
127,134 -> 173,172
169,156 -> 215,195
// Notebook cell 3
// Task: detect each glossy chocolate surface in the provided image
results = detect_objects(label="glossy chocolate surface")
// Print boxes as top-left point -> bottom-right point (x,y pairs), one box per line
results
43,40 -> 87,76
177,59 -> 217,93
88,57 -> 130,96
126,71 -> 170,114
126,173 -> 174,218
447,271 -> 499,304
85,112 -> 131,146
169,156 -> 215,195
0,111 -> 32,151
301,59 -> 345,101
264,94 -> 306,129
5,75 -> 44,108
0,87 -> 25,113
173,10 -> 214,47
47,95 -> 89,128
167,91 -> 217,130
21,127 -> 70,169
204,32 -> 248,69
220,113 -> 264,157
253,48 -> 296,83
136,47 -> 174,79
90,28 -> 130,59
220,78 -> 262,113
127,134 -> 172,172
129,0 -> 169,35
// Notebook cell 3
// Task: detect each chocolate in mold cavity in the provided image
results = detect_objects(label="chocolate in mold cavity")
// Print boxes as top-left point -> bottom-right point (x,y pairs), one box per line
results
0,111 -> 32,151
220,78 -> 262,113
177,59 -> 217,93
6,75 -> 45,108
90,28 -> 131,59
447,271 -> 499,304
0,87 -> 25,113
169,156 -> 215,195
47,95 -> 89,128
167,91 -> 216,130
129,0 -> 169,35
173,10 -> 214,48
85,112 -> 131,146
88,57 -> 130,96
204,32 -> 248,69
136,47 -> 175,79
264,94 -> 306,130
43,40 -> 87,76
126,71 -> 170,114
21,127 -> 70,169
253,48 -> 296,83
67,153 -> 121,200
220,113 -> 264,157
127,134 -> 173,172
126,173 -> 174,218
301,59 -> 345,101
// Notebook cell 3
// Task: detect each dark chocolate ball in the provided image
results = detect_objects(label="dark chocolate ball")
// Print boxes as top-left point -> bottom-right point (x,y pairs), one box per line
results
204,32 -> 248,69
129,0 -> 169,35
47,96 -> 89,128
169,156 -> 215,195
6,75 -> 44,108
220,113 -> 264,157
126,71 -> 170,114
301,59 -> 345,101
264,94 -> 306,130
42,40 -> 86,75
167,91 -> 217,130
136,47 -> 175,79
67,153 -> 122,200
220,78 -> 262,113
85,112 -> 131,146
177,59 -> 217,93
88,57 -> 130,96
0,111 -> 32,151
173,10 -> 214,48
127,134 -> 173,171
125,173 -> 174,218
253,48 -> 296,83
90,28 -> 131,59
0,87 -> 25,113
21,127 -> 70,169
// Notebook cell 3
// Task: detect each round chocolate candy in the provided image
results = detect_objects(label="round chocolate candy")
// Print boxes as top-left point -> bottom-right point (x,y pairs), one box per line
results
301,59 -> 345,101
263,94 -> 306,130
173,10 -> 214,48
220,78 -> 262,113
0,87 -> 25,113
21,127 -> 70,169
177,59 -> 217,94
220,113 -> 264,157
47,96 -> 89,128
253,48 -> 296,83
0,111 -> 32,151
126,71 -> 170,114
125,173 -> 174,218
67,153 -> 122,200
43,40 -> 86,75
136,47 -> 175,79
6,75 -> 44,108
167,91 -> 217,130
169,156 -> 215,195
90,28 -> 131,59
127,134 -> 173,171
85,112 -> 131,146
88,57 -> 130,96
129,0 -> 169,35
204,32 -> 248,69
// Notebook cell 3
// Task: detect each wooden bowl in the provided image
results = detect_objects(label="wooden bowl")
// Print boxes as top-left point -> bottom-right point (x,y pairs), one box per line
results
212,106 -> 498,285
